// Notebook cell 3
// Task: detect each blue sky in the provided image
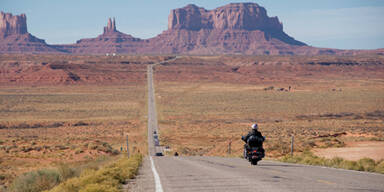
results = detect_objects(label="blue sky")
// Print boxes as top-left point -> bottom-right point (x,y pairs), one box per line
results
1,0 -> 383,49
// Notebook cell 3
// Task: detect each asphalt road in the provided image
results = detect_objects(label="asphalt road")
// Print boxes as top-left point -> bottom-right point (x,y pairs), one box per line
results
134,58 -> 384,192
147,63 -> 158,156
153,156 -> 384,192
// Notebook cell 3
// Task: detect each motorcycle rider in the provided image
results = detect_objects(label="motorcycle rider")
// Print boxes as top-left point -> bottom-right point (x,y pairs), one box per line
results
242,123 -> 265,159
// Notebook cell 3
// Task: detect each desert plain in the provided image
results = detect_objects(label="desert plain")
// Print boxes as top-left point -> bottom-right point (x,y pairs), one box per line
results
0,53 -> 384,189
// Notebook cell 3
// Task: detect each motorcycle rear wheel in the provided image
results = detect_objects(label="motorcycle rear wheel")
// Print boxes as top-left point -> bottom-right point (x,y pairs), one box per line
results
251,159 -> 258,165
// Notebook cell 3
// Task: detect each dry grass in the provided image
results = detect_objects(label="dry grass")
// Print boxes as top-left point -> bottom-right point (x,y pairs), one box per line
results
47,154 -> 142,192
155,79 -> 384,158
280,151 -> 384,174
1,54 -> 384,188
0,85 -> 147,189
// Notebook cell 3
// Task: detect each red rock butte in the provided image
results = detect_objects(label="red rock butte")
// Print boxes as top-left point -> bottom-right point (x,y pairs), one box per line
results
0,3 -> 382,55
0,12 -> 59,53
0,12 -> 27,36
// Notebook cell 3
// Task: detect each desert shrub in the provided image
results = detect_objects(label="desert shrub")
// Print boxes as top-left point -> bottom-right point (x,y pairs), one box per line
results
327,157 -> 344,167
15,123 -> 30,129
79,183 -> 119,192
75,147 -> 84,154
58,164 -> 78,180
31,123 -> 44,128
48,154 -> 142,192
304,140 -> 317,147
50,122 -> 64,128
86,141 -> 117,154
6,145 -> 18,153
264,86 -> 274,91
111,149 -> 120,155
280,152 -> 384,173
87,143 -> 98,150
55,145 -> 69,150
266,140 -> 291,155
0,140 -> 4,145
357,158 -> 376,172
375,160 -> 384,174
98,142 -> 113,153
20,146 -> 33,153
10,169 -> 61,192
73,121 -> 89,126
34,146 -> 42,151
339,160 -> 362,171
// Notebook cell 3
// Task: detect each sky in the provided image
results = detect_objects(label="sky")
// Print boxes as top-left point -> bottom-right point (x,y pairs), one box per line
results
1,0 -> 384,50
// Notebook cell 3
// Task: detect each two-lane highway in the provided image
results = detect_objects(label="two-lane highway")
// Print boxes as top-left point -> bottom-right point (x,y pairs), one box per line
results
126,58 -> 384,192
153,156 -> 384,192
147,63 -> 158,156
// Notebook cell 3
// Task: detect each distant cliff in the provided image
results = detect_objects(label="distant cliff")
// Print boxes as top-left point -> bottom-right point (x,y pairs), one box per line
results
1,4 -> 382,55
0,12 -> 61,53
168,3 -> 286,33
0,12 -> 28,37
146,3 -> 306,55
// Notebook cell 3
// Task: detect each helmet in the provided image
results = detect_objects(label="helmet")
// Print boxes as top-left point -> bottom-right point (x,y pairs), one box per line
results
251,123 -> 258,130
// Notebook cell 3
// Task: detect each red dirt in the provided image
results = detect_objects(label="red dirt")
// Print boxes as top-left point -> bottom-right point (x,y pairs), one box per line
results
1,54 -> 383,86
314,141 -> 384,161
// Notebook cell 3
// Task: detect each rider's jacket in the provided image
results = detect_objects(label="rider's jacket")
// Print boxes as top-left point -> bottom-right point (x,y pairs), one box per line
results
242,129 -> 264,148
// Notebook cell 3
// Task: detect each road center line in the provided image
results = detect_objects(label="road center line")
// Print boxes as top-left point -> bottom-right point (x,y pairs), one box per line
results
317,179 -> 336,185
150,156 -> 164,192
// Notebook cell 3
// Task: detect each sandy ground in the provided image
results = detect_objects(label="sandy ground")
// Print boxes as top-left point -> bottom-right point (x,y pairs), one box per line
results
314,141 -> 384,161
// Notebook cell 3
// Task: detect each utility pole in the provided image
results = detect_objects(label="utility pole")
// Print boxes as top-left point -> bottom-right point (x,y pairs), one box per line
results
228,140 -> 232,155
120,127 -> 124,152
126,135 -> 130,157
291,135 -> 294,156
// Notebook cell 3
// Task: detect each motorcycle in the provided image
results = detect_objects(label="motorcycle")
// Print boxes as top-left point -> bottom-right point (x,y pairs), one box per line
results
242,135 -> 265,165
244,146 -> 265,165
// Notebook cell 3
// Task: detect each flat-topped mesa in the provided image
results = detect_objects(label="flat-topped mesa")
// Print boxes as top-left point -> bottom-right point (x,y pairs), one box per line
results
168,3 -> 283,32
103,17 -> 117,33
0,12 -> 28,37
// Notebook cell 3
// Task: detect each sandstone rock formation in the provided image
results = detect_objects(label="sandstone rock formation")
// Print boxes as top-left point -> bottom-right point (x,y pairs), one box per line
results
54,17 -> 144,54
104,18 -> 117,33
0,12 -> 27,37
1,3 -> 382,55
0,12 -> 61,53
146,3 -> 307,54
168,3 -> 286,34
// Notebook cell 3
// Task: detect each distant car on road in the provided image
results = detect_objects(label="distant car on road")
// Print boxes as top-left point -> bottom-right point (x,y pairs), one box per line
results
155,152 -> 163,156
155,139 -> 160,146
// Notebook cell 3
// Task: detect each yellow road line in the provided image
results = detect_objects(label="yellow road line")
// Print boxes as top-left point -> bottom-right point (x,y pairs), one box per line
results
317,179 -> 336,185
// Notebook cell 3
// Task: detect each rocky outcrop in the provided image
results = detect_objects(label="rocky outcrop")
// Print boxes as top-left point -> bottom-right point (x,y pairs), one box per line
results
168,3 -> 284,32
104,18 -> 117,33
55,18 -> 144,54
0,12 -> 61,53
146,3 -> 306,54
1,4 -> 382,55
0,12 -> 28,37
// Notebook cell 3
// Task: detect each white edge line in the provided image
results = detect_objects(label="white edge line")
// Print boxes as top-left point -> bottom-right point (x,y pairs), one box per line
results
265,159 -> 384,176
150,156 -> 164,192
